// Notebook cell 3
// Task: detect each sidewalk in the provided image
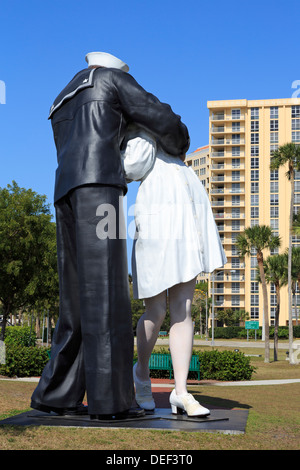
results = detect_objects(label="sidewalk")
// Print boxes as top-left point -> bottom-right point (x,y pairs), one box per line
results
153,338 -> 290,350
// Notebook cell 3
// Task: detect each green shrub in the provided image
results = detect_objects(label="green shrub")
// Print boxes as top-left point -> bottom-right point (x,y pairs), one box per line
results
211,325 -> 300,340
137,347 -> 256,381
2,325 -> 37,347
197,350 -> 255,381
0,344 -> 49,377
211,326 -> 244,339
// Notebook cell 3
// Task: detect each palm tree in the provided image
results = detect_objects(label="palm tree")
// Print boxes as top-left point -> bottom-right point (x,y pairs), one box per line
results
270,142 -> 300,364
257,254 -> 287,361
236,225 -> 281,363
292,212 -> 300,236
284,247 -> 300,326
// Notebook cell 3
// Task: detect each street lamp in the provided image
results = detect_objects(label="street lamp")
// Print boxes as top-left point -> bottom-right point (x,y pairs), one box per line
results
211,269 -> 238,346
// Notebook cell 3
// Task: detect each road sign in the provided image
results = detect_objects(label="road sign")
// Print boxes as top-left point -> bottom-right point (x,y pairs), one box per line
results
245,320 -> 259,330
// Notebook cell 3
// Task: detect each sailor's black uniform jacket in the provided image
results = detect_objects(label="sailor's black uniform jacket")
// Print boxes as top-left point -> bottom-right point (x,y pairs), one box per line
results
48,67 -> 190,203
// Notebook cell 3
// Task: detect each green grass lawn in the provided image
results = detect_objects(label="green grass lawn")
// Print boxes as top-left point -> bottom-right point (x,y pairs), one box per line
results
0,343 -> 299,451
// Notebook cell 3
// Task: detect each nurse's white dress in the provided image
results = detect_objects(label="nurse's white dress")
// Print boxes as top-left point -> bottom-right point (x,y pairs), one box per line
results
122,129 -> 227,300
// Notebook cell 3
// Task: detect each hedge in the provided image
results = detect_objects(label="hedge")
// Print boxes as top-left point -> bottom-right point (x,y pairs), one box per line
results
134,347 -> 256,381
1,325 -> 37,347
0,344 -> 49,377
210,325 -> 300,340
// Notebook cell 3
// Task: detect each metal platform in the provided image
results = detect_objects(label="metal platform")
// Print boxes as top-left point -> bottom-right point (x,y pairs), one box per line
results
0,407 -> 248,434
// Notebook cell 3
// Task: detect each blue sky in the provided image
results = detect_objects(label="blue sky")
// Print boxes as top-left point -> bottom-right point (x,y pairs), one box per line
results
0,0 -> 299,268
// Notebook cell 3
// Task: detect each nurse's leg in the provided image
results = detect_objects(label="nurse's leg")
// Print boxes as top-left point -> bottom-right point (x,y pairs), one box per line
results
135,290 -> 167,381
168,278 -> 196,395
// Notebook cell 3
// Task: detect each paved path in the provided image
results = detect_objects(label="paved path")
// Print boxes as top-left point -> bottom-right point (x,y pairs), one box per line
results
152,338 -> 290,349
1,377 -> 299,387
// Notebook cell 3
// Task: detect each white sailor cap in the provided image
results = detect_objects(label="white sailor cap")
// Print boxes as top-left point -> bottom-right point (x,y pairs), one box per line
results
85,51 -> 129,72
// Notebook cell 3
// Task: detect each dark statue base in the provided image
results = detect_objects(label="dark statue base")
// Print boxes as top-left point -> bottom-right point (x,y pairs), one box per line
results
0,408 -> 248,434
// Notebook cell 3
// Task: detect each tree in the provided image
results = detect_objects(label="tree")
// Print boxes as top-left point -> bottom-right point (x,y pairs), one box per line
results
284,247 -> 300,327
236,225 -> 281,363
216,308 -> 249,327
193,281 -> 210,336
292,247 -> 300,323
257,254 -> 287,361
292,212 -> 300,236
0,181 -> 58,340
270,142 -> 300,364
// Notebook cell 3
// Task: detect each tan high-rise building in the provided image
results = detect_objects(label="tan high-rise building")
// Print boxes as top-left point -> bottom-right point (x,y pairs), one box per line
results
186,98 -> 300,327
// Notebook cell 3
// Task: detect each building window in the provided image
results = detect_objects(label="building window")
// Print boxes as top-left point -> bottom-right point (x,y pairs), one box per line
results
251,269 -> 257,280
232,220 -> 240,231
270,181 -> 279,193
232,183 -> 241,193
232,195 -> 240,206
232,146 -> 240,156
232,134 -> 241,144
251,207 -> 259,218
270,194 -> 279,205
251,121 -> 259,131
292,119 -> 300,130
232,208 -> 240,218
251,170 -> 259,181
251,182 -> 259,193
270,295 -> 277,307
251,307 -> 259,319
251,108 -> 259,119
232,158 -> 241,168
291,105 -> 300,118
270,106 -> 278,118
270,206 -> 279,218
270,144 -> 278,155
292,131 -> 300,142
193,159 -> 199,167
270,120 -> 278,131
232,109 -> 241,120
251,145 -> 259,156
251,133 -> 259,144
232,257 -> 240,268
251,158 -> 259,168
232,171 -> 240,181
251,282 -> 259,293
270,132 -> 278,143
270,170 -> 279,180
232,122 -> 240,131
251,194 -> 259,205
251,295 -> 259,306
200,156 -> 206,165
232,282 -> 240,293
270,219 -> 279,230
232,295 -> 240,306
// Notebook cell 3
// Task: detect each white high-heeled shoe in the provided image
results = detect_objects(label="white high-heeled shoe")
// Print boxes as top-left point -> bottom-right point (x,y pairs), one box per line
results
169,389 -> 210,417
133,363 -> 155,411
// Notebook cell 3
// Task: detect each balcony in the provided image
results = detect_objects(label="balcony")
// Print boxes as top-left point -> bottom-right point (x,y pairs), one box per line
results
211,163 -> 245,170
210,113 -> 245,122
211,200 -> 225,206
211,138 -> 245,146
211,125 -> 246,134
210,151 -> 245,158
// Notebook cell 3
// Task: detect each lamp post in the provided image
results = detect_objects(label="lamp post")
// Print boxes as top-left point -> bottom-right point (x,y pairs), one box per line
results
211,269 -> 238,346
